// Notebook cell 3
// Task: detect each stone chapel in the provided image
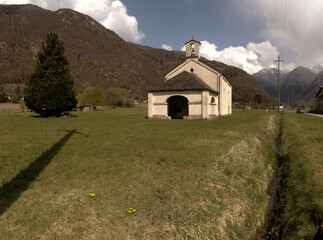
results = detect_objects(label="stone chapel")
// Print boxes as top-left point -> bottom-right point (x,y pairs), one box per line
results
148,39 -> 232,119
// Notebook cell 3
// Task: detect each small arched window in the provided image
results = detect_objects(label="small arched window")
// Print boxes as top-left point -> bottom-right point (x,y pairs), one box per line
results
211,97 -> 215,104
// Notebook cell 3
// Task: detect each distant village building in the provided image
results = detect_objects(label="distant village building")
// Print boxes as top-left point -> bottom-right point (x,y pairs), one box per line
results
148,39 -> 232,119
76,105 -> 95,112
315,86 -> 323,113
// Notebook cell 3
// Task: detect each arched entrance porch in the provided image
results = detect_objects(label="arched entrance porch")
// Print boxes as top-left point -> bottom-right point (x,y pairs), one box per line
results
167,96 -> 189,119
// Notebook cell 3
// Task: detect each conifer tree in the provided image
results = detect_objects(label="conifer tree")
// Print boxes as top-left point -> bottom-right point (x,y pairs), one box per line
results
24,32 -> 77,117
0,87 -> 6,103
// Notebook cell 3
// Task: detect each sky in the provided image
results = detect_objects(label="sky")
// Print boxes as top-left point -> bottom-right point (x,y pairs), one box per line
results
1,0 -> 323,74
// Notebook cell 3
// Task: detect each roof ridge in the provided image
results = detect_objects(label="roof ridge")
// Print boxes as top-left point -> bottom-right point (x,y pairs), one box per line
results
148,70 -> 218,93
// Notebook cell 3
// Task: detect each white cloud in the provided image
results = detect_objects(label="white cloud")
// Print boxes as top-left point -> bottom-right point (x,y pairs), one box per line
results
230,0 -> 323,68
0,0 -> 145,43
183,40 -> 283,74
181,41 -> 295,74
101,0 -> 145,43
73,0 -> 111,23
161,44 -> 173,51
1,0 -> 29,3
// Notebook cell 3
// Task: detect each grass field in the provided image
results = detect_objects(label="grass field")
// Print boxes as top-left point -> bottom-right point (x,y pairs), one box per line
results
0,108 -> 279,239
278,112 -> 323,239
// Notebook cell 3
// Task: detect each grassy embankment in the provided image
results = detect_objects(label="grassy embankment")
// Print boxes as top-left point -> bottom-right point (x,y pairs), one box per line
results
277,113 -> 323,239
0,108 -> 278,239
0,103 -> 24,113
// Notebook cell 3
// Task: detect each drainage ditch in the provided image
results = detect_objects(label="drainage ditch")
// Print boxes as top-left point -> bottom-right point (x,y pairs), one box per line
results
255,116 -> 323,239
255,122 -> 288,240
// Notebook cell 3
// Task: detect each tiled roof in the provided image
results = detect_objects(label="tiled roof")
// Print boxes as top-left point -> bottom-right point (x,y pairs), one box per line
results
148,71 -> 218,93
185,39 -> 201,45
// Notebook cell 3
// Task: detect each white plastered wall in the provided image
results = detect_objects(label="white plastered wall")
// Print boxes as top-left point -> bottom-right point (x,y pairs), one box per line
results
148,92 -> 154,118
209,93 -> 219,116
149,91 -> 206,119
149,90 -> 221,119
165,60 -> 219,92
219,76 -> 232,115
148,55 -> 232,119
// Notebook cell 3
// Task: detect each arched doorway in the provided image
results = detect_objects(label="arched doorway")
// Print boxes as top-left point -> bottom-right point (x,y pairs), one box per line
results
167,96 -> 189,119
211,97 -> 216,115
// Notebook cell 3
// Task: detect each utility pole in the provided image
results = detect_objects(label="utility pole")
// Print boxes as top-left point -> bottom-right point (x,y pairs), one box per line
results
275,55 -> 284,112
287,85 -> 290,107
292,86 -> 294,109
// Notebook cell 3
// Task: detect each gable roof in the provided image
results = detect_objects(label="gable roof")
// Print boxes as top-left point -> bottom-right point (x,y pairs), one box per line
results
185,39 -> 201,45
199,59 -> 233,86
164,58 -> 232,87
148,71 -> 218,93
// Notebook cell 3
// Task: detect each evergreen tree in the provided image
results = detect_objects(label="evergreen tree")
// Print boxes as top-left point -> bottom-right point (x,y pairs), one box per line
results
0,87 -> 6,103
24,32 -> 77,117
14,85 -> 22,99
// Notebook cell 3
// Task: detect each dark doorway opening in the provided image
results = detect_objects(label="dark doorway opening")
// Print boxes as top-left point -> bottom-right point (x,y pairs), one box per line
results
167,96 -> 189,119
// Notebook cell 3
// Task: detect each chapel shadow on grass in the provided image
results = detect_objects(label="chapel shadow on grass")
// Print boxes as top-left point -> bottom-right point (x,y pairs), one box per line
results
0,129 -> 82,217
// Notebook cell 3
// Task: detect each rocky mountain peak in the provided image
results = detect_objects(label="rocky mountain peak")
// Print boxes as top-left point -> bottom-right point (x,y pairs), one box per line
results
312,64 -> 323,74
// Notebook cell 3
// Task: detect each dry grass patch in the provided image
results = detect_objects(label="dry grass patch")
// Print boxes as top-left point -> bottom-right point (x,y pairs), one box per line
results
0,108 -> 279,239
201,136 -> 273,239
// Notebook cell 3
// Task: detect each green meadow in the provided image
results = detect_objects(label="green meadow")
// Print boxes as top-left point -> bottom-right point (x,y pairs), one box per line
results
277,113 -> 323,239
0,107 -> 321,239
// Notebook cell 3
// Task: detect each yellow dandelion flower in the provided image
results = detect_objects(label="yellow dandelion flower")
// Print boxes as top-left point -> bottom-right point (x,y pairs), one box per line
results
130,208 -> 133,210
133,209 -> 136,212
159,185 -> 163,188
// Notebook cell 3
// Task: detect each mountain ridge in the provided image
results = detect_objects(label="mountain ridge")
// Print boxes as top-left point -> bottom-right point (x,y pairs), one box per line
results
253,66 -> 321,107
0,4 -> 275,106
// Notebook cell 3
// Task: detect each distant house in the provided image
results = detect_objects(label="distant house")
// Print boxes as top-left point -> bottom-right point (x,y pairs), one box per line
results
76,105 -> 95,112
148,39 -> 232,119
315,86 -> 323,113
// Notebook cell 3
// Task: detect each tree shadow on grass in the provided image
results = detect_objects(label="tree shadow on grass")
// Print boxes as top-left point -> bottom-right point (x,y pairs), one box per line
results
29,113 -> 78,118
0,129 -> 86,217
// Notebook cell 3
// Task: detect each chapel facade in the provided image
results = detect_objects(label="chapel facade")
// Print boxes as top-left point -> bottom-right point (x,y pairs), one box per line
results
148,39 -> 232,119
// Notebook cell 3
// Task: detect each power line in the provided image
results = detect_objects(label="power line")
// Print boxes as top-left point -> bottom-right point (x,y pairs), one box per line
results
273,0 -> 288,60
259,0 -> 280,60
260,0 -> 288,73
259,0 -> 273,44
282,0 -> 287,60
259,0 -> 275,61
274,0 -> 279,48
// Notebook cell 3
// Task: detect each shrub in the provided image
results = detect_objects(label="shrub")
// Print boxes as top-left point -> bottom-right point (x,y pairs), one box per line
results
106,87 -> 133,108
78,85 -> 105,106
10,95 -> 20,103
124,99 -> 135,108
0,87 -> 6,103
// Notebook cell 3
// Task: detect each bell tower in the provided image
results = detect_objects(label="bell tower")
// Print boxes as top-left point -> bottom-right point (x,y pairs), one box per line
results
185,39 -> 201,59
